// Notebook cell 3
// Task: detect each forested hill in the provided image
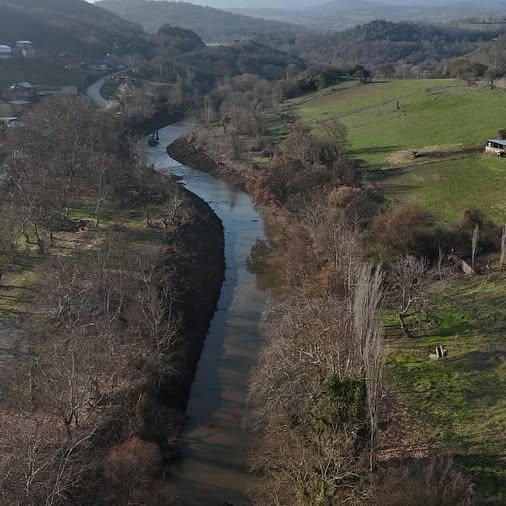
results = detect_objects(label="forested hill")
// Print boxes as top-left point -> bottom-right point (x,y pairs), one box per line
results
289,19 -> 498,66
467,33 -> 506,71
98,0 -> 302,42
0,0 -> 154,58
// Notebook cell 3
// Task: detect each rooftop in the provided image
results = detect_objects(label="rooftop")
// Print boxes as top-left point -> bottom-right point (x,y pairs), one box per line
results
487,139 -> 506,146
14,82 -> 33,88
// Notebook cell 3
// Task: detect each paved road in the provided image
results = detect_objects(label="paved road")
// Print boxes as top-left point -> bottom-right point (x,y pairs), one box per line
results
86,74 -> 117,108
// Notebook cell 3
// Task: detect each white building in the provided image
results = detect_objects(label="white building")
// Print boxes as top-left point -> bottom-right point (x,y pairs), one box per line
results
485,139 -> 506,157
16,41 -> 35,58
0,45 -> 12,59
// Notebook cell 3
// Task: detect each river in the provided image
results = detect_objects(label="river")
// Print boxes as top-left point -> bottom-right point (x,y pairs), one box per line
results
146,124 -> 269,505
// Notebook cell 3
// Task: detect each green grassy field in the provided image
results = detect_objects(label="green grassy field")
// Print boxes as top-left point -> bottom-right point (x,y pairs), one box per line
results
389,273 -> 506,503
286,79 -> 506,222
380,154 -> 506,223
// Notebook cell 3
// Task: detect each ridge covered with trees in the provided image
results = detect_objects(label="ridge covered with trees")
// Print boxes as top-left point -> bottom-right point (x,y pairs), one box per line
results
257,19 -> 501,71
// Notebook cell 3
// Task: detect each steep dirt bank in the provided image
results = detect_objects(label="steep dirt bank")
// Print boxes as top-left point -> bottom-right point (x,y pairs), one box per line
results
133,108 -> 184,136
167,136 -> 247,189
143,184 -> 225,452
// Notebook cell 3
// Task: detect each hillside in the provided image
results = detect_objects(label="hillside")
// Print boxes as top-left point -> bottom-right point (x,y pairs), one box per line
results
98,0 -> 302,42
282,79 -> 506,223
468,33 -> 506,71
286,20 -> 497,67
0,0 -> 154,58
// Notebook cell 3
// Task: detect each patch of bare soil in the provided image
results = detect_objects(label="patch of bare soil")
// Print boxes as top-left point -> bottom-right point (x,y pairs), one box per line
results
387,144 -> 466,166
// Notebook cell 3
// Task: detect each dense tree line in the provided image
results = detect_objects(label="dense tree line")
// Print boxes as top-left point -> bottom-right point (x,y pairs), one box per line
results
254,19 -> 502,77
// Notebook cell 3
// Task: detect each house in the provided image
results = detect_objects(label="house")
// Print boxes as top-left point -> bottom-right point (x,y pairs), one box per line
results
0,45 -> 12,59
9,82 -> 34,100
16,41 -> 35,58
485,139 -> 506,156
8,100 -> 31,115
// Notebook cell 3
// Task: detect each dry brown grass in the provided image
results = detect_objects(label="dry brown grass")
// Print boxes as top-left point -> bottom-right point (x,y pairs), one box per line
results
387,144 -> 464,166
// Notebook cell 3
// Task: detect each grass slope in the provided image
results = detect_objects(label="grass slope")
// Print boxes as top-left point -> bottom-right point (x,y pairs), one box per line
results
288,79 -> 506,222
389,273 -> 506,503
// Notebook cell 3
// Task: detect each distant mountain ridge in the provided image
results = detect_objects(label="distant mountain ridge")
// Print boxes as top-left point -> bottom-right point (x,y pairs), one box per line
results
98,0 -> 303,42
230,0 -> 506,30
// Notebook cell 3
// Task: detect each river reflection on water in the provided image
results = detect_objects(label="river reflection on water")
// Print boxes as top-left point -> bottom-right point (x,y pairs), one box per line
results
147,124 -> 270,505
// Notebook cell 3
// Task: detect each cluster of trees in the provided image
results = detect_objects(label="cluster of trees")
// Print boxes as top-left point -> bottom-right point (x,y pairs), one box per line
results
244,120 -> 480,503
125,30 -> 305,116
444,33 -> 506,85
0,97 -> 193,504
279,64 -> 370,99
254,19 -> 502,79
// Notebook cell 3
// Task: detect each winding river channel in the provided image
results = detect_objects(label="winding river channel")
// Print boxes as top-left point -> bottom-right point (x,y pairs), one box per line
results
147,124 -> 269,505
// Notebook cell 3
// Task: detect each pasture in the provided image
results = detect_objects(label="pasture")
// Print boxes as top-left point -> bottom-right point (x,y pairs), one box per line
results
288,79 -> 506,222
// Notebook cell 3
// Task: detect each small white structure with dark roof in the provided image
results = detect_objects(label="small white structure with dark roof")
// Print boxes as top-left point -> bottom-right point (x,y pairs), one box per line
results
486,139 -> 506,157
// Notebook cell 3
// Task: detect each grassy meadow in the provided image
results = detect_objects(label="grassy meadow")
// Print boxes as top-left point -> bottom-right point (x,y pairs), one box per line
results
389,273 -> 506,503
284,79 -> 506,223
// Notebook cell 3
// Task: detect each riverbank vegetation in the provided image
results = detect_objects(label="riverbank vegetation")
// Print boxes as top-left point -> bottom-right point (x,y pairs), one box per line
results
0,97 -> 224,504
168,67 -> 506,503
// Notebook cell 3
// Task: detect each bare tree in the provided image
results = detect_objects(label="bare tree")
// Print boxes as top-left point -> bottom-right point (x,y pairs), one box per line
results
471,223 -> 479,269
353,263 -> 385,471
390,256 -> 429,338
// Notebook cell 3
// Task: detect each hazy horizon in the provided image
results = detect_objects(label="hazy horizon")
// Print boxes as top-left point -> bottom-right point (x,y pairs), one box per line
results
90,0 -> 506,9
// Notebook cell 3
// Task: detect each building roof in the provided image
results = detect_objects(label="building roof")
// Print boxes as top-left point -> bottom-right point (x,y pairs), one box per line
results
16,41 -> 32,45
0,45 -> 12,51
16,82 -> 33,88
487,139 -> 506,146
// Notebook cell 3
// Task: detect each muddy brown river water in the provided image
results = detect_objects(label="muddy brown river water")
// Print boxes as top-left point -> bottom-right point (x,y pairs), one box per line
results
148,124 -> 270,505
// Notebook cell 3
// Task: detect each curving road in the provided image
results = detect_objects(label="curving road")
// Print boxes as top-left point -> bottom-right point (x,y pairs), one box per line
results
86,74 -> 117,108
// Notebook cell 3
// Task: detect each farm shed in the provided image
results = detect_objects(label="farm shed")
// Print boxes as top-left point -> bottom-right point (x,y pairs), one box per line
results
485,139 -> 506,156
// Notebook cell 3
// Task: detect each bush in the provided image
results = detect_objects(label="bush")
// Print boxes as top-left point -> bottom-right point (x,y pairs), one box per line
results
372,201 -> 434,258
